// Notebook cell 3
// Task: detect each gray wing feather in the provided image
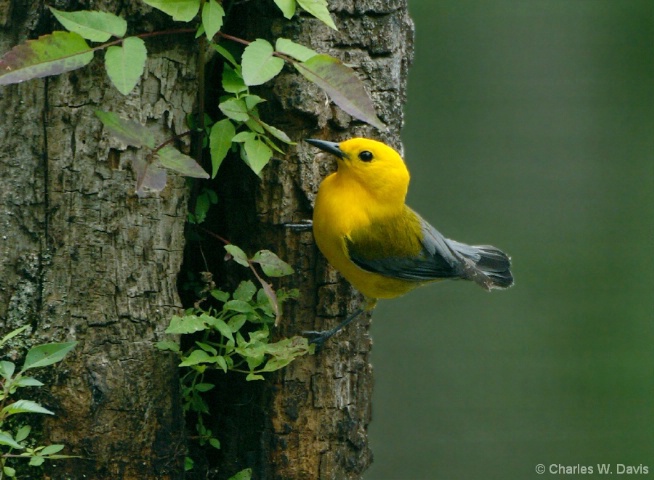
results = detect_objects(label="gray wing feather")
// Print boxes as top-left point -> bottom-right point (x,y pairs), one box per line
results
347,216 -> 463,281
347,211 -> 513,289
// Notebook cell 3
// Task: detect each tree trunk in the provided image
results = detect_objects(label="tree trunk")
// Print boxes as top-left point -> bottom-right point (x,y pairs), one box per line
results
0,0 -> 412,479
0,1 -> 195,478
208,1 -> 414,479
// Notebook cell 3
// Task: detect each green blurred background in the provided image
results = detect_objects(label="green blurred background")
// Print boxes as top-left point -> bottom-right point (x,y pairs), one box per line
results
366,1 -> 653,479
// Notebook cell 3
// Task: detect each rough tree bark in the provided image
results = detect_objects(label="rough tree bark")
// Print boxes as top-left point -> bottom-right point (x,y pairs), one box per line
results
208,1 -> 414,479
0,0 -> 413,479
0,1 -> 195,478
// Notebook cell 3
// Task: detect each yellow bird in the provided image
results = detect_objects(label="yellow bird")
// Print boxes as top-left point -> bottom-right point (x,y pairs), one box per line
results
305,137 -> 513,344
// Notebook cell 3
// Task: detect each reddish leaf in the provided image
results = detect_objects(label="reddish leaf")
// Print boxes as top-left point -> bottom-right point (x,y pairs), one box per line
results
0,31 -> 94,85
295,54 -> 386,130
95,110 -> 155,148
157,146 -> 209,179
132,155 -> 167,197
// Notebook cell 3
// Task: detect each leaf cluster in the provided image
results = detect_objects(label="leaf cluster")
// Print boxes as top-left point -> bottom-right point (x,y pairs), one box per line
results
0,327 -> 77,479
156,245 -> 312,471
95,110 -> 209,197
0,0 -> 385,194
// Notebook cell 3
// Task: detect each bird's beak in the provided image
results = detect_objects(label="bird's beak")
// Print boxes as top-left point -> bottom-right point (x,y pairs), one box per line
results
306,139 -> 346,159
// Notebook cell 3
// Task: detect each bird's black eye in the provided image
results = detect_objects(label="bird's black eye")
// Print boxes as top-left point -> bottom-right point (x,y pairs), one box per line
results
358,151 -> 373,162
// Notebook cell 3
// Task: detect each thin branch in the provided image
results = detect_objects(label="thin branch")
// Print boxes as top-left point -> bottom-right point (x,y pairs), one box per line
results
216,31 -> 251,46
153,130 -> 193,153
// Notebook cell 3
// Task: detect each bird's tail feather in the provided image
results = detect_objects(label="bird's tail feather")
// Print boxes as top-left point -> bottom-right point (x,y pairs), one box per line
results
448,240 -> 514,290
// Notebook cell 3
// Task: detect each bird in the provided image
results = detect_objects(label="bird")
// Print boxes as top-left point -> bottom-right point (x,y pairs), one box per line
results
305,137 -> 513,345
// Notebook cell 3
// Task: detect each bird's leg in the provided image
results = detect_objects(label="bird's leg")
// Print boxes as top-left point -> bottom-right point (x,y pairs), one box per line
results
303,308 -> 365,348
281,219 -> 313,231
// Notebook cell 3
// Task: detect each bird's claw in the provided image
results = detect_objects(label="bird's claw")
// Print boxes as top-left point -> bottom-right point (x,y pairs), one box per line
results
282,220 -> 313,231
303,329 -> 335,350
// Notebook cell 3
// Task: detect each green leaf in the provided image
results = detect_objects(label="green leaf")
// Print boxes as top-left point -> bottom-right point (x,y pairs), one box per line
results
3,465 -> 16,477
224,244 -> 249,267
245,118 -> 265,134
157,146 -> 209,178
210,289 -> 230,302
227,314 -> 247,333
213,43 -> 238,67
191,188 -> 218,223
193,383 -> 215,392
261,135 -> 285,156
273,0 -> 296,19
209,437 -> 221,449
196,341 -> 217,355
105,37 -> 147,95
244,94 -> 266,111
222,64 -> 247,93
0,31 -> 93,86
295,54 -> 385,130
2,399 -> 54,416
233,280 -> 256,302
223,300 -> 253,314
165,314 -> 208,334
95,110 -> 155,148
14,376 -> 44,388
179,349 -> 214,367
257,281 -> 280,326
40,444 -> 65,456
215,355 -> 228,373
0,325 -> 29,347
29,456 -> 45,467
232,131 -> 254,143
241,39 -> 284,86
15,425 -> 31,442
243,136 -> 273,175
0,360 -> 15,380
22,342 -> 77,372
219,98 -> 249,122
261,356 -> 292,372
297,0 -> 337,30
259,120 -> 294,144
202,0 -> 224,40
251,250 -> 294,277
205,316 -> 234,342
228,468 -> 253,480
275,38 -> 317,62
195,189 -> 212,211
142,0 -> 201,21
209,119 -> 235,178
49,8 -> 127,42
0,431 -> 23,449
156,340 -> 181,353
245,373 -> 265,381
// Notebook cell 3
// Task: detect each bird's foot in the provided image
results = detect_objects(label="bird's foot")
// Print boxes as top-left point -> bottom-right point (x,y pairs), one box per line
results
282,220 -> 313,231
303,329 -> 337,350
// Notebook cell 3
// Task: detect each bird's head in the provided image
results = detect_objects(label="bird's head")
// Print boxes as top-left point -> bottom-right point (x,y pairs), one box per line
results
306,138 -> 410,202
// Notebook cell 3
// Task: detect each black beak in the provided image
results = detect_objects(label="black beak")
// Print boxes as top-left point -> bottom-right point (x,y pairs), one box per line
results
306,139 -> 346,159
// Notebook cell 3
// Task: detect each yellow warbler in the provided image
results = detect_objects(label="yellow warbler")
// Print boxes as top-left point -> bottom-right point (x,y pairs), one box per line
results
306,138 -> 513,344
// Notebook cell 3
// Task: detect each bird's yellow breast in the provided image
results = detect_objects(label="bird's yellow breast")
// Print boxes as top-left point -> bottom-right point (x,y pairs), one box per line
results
313,172 -> 421,299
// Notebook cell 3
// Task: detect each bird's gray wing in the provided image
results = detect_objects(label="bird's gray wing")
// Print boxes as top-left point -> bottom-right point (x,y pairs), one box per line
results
345,210 -> 463,281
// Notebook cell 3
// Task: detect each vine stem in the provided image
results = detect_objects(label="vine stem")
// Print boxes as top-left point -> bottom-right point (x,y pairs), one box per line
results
195,0 -> 207,163
215,31 -> 251,46
198,227 -> 281,325
94,28 -> 297,67
92,28 -> 196,52
153,130 -> 193,153
216,31 -> 297,63
198,227 -> 230,246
